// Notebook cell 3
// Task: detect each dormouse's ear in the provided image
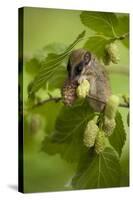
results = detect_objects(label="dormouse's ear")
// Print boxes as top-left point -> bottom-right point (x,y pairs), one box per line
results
84,52 -> 91,65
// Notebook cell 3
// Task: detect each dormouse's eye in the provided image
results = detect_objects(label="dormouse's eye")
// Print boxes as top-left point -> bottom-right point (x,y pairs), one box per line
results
84,52 -> 91,65
75,62 -> 83,75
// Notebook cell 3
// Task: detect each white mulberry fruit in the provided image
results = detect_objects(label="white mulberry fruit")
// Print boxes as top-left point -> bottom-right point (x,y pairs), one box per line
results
76,79 -> 90,98
105,95 -> 119,119
62,79 -> 78,106
95,130 -> 105,154
83,117 -> 99,148
106,42 -> 120,64
103,116 -> 116,136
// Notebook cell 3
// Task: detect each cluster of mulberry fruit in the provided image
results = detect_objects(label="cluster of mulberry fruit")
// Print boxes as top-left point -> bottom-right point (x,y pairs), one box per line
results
62,77 -> 120,154
83,117 -> 106,154
83,117 -> 99,148
76,79 -> 90,98
103,95 -> 119,136
61,79 -> 78,106
105,42 -> 120,64
83,95 -> 119,153
62,78 -> 90,106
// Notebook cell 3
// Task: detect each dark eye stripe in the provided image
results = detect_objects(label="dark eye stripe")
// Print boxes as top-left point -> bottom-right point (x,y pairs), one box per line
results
67,60 -> 71,71
75,61 -> 84,75
75,61 -> 84,69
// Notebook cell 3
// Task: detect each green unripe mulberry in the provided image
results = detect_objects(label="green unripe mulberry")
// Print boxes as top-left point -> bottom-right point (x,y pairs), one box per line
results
105,95 -> 119,119
103,116 -> 116,136
106,42 -> 120,64
27,114 -> 42,134
83,117 -> 99,148
95,130 -> 105,154
76,79 -> 90,98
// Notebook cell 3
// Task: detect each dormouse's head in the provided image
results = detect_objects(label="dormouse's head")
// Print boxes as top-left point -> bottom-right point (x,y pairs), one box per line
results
67,49 -> 91,81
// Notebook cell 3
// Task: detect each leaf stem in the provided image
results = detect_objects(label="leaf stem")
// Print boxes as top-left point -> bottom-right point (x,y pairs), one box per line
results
32,95 -> 129,109
32,97 -> 62,108
113,32 -> 129,41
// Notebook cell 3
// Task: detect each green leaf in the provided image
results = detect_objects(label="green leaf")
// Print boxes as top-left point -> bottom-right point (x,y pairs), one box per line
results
116,15 -> 129,35
109,111 -> 126,157
41,43 -> 68,57
31,101 -> 62,135
116,15 -> 129,48
72,147 -> 121,189
25,58 -> 41,76
80,11 -> 118,37
84,36 -> 112,64
25,43 -> 67,76
28,31 -> 86,97
46,65 -> 67,90
41,100 -> 95,163
122,37 -> 129,48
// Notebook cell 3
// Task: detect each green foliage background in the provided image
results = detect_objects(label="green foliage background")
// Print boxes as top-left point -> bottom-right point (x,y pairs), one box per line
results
22,7 -> 129,192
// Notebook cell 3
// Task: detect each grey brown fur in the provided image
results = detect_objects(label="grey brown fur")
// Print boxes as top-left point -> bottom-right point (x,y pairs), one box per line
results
66,49 -> 111,111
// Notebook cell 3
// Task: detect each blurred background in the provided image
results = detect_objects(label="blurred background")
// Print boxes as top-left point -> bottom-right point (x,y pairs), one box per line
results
22,7 -> 129,192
